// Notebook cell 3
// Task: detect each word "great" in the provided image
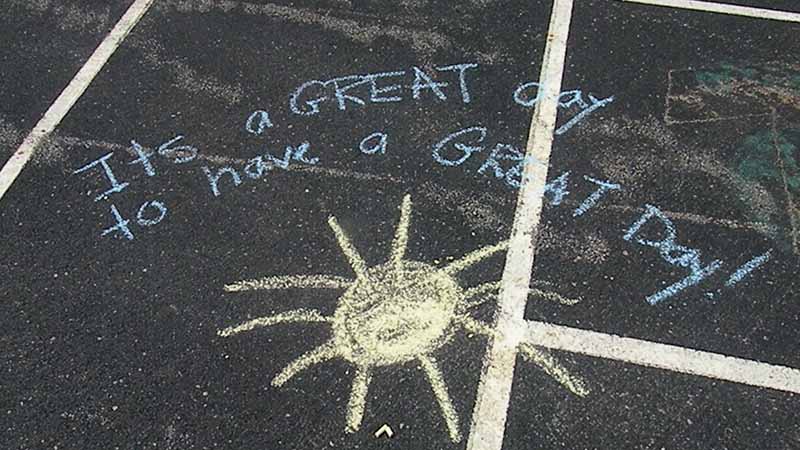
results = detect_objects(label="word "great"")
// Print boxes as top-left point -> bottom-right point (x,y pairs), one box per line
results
290,63 -> 478,116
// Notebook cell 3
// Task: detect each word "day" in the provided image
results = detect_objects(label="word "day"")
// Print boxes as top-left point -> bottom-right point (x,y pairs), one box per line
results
512,82 -> 615,135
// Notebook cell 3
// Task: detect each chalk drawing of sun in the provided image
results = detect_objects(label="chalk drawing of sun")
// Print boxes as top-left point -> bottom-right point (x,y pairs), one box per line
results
218,195 -> 587,442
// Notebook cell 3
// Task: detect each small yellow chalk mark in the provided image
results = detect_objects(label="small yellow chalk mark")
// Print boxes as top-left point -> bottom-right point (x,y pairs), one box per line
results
218,309 -> 330,337
374,424 -> 394,438
520,343 -> 589,397
442,240 -> 509,275
347,367 -> 372,432
528,288 -> 581,306
419,355 -> 462,442
272,341 -> 339,387
389,194 -> 412,266
224,275 -> 353,292
464,281 -> 581,309
464,281 -> 502,304
218,196 -> 589,442
328,216 -> 368,279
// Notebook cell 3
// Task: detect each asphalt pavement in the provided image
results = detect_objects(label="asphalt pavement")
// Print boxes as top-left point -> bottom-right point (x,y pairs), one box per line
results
1,1 -> 799,449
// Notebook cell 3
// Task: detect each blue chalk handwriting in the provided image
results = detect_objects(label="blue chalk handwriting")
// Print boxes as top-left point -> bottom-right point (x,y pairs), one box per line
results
646,263 -> 722,305
555,95 -> 614,135
77,60 -> 772,305
101,204 -> 134,240
129,135 -> 198,176
203,166 -> 242,197
201,141 -> 319,196
725,250 -> 772,287
624,204 -> 723,304
100,199 -> 168,240
359,132 -> 388,155
478,143 -> 524,177
478,143 -> 545,189
329,75 -> 372,110
513,82 -> 614,135
158,135 -> 198,164
75,135 -> 200,241
366,71 -> 405,103
411,66 -> 448,100
573,176 -> 620,217
426,125 -> 768,305
432,126 -> 487,167
263,142 -> 318,169
245,110 -> 273,135
543,171 -> 571,206
431,125 -> 547,182
136,200 -> 168,226
513,82 -> 545,107
129,141 -> 157,176
558,90 -> 588,108
74,152 -> 129,201
502,156 -> 540,189
290,79 -> 327,116
433,125 -> 568,191
289,63 -> 478,117
244,156 -> 270,179
436,63 -> 478,104
430,126 -> 583,195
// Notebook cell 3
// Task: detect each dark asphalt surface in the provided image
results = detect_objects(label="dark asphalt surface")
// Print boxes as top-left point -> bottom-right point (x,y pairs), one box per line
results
0,0 -> 135,167
1,1 -> 799,449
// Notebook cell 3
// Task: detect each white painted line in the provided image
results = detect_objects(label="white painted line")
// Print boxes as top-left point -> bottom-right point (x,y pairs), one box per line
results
525,320 -> 800,394
466,1 -> 575,449
0,0 -> 157,202
622,0 -> 800,23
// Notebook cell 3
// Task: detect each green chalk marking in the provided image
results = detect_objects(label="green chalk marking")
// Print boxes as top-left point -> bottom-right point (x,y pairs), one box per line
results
736,128 -> 800,191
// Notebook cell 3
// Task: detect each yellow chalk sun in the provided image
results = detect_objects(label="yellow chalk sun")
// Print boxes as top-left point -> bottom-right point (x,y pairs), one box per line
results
218,195 -> 587,442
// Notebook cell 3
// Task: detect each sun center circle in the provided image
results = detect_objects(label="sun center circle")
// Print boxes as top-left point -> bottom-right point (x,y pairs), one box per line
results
332,261 -> 462,367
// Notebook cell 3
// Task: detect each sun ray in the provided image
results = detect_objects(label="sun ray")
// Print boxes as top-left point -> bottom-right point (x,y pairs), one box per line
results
224,275 -> 355,292
464,281 -> 501,300
529,288 -> 580,306
345,366 -> 373,433
389,194 -> 413,266
328,216 -> 368,279
519,343 -> 589,397
463,281 -> 580,309
441,240 -> 509,275
457,316 -> 496,339
531,279 -> 555,288
272,341 -> 339,387
418,355 -> 462,442
218,309 -> 330,337
463,281 -> 501,308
